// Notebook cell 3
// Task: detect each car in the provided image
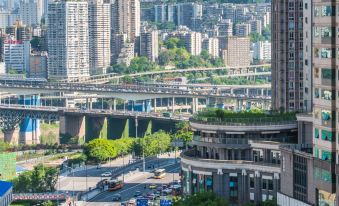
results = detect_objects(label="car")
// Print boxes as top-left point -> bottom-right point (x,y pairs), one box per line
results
149,184 -> 157,189
112,194 -> 122,201
101,172 -> 112,177
134,190 -> 142,197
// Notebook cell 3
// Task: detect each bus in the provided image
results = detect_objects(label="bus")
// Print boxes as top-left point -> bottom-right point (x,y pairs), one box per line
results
108,179 -> 124,191
154,169 -> 166,179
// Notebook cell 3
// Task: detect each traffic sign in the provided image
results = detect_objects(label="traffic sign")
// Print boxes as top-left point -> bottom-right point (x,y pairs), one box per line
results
160,199 -> 172,206
136,198 -> 149,206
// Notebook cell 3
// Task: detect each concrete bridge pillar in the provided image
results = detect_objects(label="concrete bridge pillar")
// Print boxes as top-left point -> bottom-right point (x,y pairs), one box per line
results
19,95 -> 41,145
113,99 -> 117,111
107,117 -> 129,139
172,97 -> 175,113
153,98 -> 157,112
129,117 -> 152,138
191,98 -> 198,113
4,129 -> 20,145
85,116 -> 107,142
59,115 -> 85,144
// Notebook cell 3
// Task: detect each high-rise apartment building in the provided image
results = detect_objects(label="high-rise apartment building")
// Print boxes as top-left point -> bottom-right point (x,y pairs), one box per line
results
218,19 -> 233,37
88,0 -> 110,74
202,37 -> 219,58
154,4 -> 177,24
19,0 -> 43,26
271,0 -> 304,112
47,0 -> 90,80
169,28 -> 202,56
111,0 -> 140,42
139,29 -> 158,62
222,37 -> 250,67
235,23 -> 251,37
176,2 -> 202,30
249,19 -> 262,35
3,38 -> 30,73
6,20 -> 32,41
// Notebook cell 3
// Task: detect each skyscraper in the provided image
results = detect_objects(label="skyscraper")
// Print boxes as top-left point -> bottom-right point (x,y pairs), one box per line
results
271,0 -> 304,112
111,0 -> 140,42
19,0 -> 43,26
88,0 -> 110,74
47,0 -> 90,80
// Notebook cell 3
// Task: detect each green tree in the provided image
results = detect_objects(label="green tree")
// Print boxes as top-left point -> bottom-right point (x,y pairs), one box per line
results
250,32 -> 265,42
85,138 -> 118,163
0,141 -> 11,152
13,164 -> 59,193
173,192 -> 228,206
175,122 -> 193,145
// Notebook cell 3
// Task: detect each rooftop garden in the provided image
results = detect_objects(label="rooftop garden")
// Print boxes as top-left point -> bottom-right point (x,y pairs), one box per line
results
192,109 -> 297,124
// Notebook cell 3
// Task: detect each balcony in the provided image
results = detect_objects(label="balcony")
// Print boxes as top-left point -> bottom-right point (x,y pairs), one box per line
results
181,150 -> 280,174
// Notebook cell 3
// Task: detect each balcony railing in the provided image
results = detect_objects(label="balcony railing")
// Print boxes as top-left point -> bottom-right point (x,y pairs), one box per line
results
193,136 -> 249,145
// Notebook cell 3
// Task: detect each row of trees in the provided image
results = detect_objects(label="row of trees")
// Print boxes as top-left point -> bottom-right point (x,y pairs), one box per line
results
12,164 -> 59,193
84,122 -> 192,163
84,131 -> 172,163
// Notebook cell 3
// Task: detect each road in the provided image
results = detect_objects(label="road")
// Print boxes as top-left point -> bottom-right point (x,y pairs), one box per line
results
85,162 -> 180,206
58,153 -> 179,192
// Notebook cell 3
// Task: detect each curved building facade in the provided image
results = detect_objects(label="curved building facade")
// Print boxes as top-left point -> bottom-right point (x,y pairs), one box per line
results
181,115 -> 298,205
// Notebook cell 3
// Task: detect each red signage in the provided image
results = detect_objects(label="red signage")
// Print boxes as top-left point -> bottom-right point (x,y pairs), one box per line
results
4,39 -> 23,44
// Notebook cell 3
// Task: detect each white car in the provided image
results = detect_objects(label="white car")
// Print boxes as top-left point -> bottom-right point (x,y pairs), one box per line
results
101,172 -> 112,177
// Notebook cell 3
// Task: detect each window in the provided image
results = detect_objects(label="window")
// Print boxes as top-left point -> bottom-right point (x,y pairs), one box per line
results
250,177 -> 254,188
314,6 -> 335,17
322,68 -> 334,80
315,128 -> 319,139
268,180 -> 273,190
321,129 -> 334,142
322,150 -> 333,161
321,89 -> 335,100
262,180 -> 267,190
315,88 -> 320,98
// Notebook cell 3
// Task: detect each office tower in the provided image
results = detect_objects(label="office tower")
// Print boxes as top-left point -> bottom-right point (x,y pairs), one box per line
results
3,38 -> 30,73
19,0 -> 43,26
271,0 -> 304,112
88,0 -> 110,74
235,23 -> 251,37
222,37 -> 250,67
6,20 -> 32,41
47,0 -> 90,80
218,19 -> 233,37
139,29 -> 158,62
202,37 -> 219,58
111,0 -> 140,42
176,2 -> 202,29
249,19 -> 262,35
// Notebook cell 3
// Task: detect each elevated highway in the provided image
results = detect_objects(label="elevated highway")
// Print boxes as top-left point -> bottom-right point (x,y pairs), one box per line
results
0,79 -> 271,101
65,64 -> 271,84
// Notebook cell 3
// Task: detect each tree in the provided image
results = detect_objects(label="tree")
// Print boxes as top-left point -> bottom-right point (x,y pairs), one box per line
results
175,122 -> 193,145
0,141 -> 11,152
12,164 -> 59,193
173,192 -> 228,206
250,32 -> 265,43
30,37 -> 42,51
84,138 -> 118,163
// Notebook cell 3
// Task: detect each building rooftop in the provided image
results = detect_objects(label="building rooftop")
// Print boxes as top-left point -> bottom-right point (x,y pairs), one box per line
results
192,109 -> 296,124
0,181 -> 13,197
